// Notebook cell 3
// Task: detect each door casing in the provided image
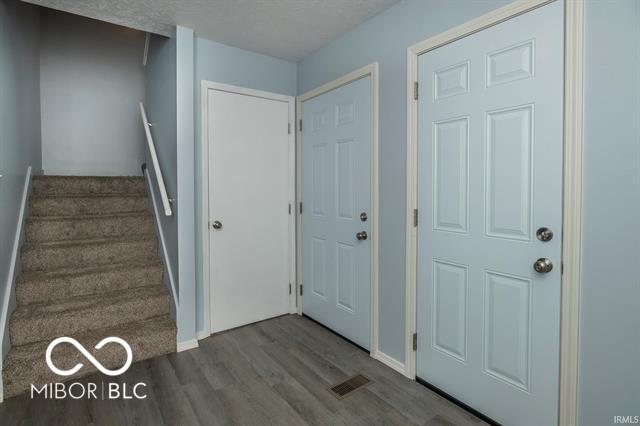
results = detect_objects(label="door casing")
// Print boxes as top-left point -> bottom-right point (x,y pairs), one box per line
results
200,81 -> 297,339
404,1 -> 584,425
296,64 -> 388,367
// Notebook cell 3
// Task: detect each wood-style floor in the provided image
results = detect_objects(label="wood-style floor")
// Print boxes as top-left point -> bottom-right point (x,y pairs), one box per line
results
0,314 -> 485,425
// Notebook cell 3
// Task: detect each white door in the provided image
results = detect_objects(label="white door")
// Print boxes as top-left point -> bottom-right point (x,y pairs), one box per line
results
416,2 -> 563,425
301,76 -> 371,349
208,87 -> 292,333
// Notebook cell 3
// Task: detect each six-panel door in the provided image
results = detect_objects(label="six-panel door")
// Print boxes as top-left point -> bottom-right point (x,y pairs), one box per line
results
301,76 -> 371,350
416,2 -> 564,425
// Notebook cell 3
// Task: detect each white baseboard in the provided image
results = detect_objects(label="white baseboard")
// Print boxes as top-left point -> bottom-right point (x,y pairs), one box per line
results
372,350 -> 409,377
177,339 -> 199,352
144,169 -> 178,308
197,330 -> 210,340
0,166 -> 34,403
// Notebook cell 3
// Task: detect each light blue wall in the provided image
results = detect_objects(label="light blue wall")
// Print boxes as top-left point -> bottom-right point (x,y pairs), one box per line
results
299,0 -> 640,421
297,0 -> 511,363
578,1 -> 640,424
39,9 -> 146,176
195,37 -> 297,97
144,33 -> 179,303
145,27 -> 197,344
193,37 -> 297,333
176,26 -> 197,343
0,0 -> 42,359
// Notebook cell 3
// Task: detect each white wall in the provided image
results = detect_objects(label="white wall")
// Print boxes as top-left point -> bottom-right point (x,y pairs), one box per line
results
40,9 -> 146,176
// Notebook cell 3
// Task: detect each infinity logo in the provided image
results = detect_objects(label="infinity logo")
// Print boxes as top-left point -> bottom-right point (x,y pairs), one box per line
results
45,337 -> 133,377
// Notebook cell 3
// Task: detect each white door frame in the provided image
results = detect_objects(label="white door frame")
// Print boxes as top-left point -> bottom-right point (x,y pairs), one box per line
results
296,63 -> 387,367
404,1 -> 584,425
200,81 -> 297,338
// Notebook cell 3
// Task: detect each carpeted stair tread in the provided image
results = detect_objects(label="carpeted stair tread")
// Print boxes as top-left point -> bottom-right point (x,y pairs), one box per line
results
28,211 -> 153,221
23,234 -> 155,248
17,260 -> 164,306
10,286 -> 171,346
30,194 -> 149,216
2,315 -> 176,399
26,212 -> 155,242
21,235 -> 158,271
32,176 -> 145,196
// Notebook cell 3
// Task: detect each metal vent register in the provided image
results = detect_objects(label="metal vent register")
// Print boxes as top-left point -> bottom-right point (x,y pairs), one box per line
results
329,374 -> 370,399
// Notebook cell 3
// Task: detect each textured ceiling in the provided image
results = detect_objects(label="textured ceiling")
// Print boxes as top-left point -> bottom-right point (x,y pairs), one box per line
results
22,0 -> 399,61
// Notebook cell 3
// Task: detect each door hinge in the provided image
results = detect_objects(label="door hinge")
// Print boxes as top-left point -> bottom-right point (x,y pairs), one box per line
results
289,283 -> 292,294
300,284 -> 303,296
414,81 -> 419,101
412,333 -> 418,351
299,119 -> 303,132
288,203 -> 292,215
288,122 -> 291,134
561,261 -> 564,275
299,202 -> 303,214
413,209 -> 419,227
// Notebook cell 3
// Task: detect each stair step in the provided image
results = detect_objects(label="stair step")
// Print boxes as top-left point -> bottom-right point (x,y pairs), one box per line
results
32,176 -> 145,196
21,236 -> 157,271
16,260 -> 164,306
10,286 -> 171,346
26,212 -> 155,242
2,315 -> 176,399
30,194 -> 150,217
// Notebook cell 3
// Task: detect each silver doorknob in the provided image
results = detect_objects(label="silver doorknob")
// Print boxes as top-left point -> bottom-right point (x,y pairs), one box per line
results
212,220 -> 222,230
533,258 -> 553,273
536,227 -> 554,242
356,231 -> 368,241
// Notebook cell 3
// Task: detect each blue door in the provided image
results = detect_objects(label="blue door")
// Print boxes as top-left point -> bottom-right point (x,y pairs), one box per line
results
301,76 -> 371,350
416,2 -> 563,425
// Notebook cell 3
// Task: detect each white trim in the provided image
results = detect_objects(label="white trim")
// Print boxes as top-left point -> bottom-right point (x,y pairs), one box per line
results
404,0 -> 583,423
200,80 -> 297,337
408,0 -> 552,57
373,350 -> 407,376
296,63 -> 380,357
0,166 -> 33,403
559,1 -> 584,425
144,168 -> 179,308
177,338 -> 199,352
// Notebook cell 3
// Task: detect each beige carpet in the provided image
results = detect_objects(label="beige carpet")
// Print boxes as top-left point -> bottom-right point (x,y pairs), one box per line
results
2,176 -> 176,398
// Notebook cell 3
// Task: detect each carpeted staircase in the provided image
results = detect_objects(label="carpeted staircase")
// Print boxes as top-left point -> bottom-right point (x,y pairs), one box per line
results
2,176 -> 176,398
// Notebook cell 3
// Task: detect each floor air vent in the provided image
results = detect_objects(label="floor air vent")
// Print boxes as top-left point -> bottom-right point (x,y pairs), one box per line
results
329,374 -> 370,399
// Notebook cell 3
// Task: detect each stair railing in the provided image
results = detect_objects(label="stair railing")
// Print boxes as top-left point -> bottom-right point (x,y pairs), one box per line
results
139,102 -> 173,216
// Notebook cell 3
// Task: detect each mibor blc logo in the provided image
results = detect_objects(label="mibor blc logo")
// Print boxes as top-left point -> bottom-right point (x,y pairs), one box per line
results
46,336 -> 133,376
31,336 -> 147,400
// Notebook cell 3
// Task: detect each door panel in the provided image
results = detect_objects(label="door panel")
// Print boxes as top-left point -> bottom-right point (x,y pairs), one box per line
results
208,89 -> 291,333
416,2 -> 563,425
301,76 -> 371,349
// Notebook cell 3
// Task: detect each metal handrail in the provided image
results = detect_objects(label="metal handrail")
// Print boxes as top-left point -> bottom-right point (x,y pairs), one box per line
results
139,102 -> 172,216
